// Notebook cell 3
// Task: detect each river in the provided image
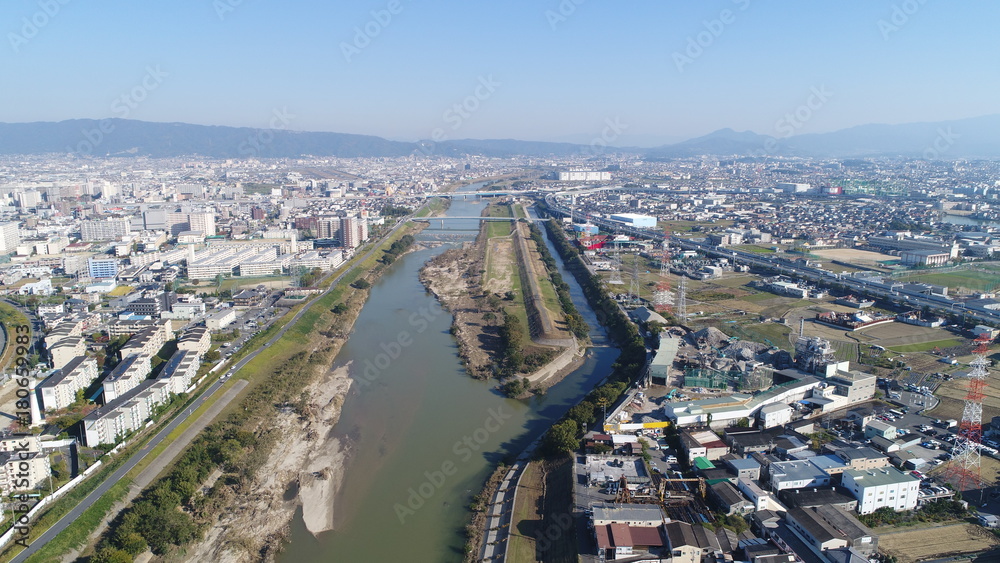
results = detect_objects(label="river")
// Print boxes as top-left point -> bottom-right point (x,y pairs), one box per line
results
278,183 -> 617,562
941,214 -> 1000,228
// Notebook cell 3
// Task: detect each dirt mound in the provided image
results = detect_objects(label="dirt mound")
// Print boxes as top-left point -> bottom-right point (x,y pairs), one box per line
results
690,326 -> 730,348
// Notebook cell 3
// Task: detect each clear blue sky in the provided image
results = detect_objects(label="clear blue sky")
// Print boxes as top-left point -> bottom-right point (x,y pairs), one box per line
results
1,0 -> 995,146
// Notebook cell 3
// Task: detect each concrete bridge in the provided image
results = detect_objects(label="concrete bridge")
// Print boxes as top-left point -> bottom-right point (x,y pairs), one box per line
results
420,191 -> 527,199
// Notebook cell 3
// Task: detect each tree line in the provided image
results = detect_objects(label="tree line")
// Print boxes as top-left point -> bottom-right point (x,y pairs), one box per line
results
539,219 -> 649,455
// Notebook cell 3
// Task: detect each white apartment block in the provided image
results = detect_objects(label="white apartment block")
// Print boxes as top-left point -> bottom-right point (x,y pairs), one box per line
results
118,326 -> 166,359
44,323 -> 83,349
0,221 -> 21,254
187,212 -> 216,236
39,356 -> 99,412
81,219 -> 132,242
237,250 -> 289,277
48,336 -> 86,370
102,354 -> 152,403
842,467 -> 920,514
0,450 -> 49,495
158,349 -> 200,393
176,326 -> 211,356
83,379 -> 172,446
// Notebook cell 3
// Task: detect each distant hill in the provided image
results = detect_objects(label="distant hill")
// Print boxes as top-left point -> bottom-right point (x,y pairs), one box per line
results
646,115 -> 1000,159
2,115 -> 1000,159
0,119 -> 609,159
0,119 -> 417,158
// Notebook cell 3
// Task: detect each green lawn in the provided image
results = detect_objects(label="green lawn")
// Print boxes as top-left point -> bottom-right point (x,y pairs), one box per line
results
414,197 -> 448,217
895,270 -> 1000,293
741,322 -> 793,349
733,244 -> 776,254
487,203 -> 513,218
487,221 -> 512,239
889,338 -> 965,353
537,273 -> 562,318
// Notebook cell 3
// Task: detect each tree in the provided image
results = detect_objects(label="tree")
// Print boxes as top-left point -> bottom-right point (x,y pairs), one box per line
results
543,419 -> 580,455
331,303 -> 348,315
735,417 -> 750,428
203,350 -> 221,363
592,443 -> 612,454
566,402 -> 596,426
91,547 -> 133,563
352,279 -> 371,290
116,532 -> 149,556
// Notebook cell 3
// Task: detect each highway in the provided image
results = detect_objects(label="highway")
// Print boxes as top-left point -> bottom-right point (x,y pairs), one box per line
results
10,216 -> 415,562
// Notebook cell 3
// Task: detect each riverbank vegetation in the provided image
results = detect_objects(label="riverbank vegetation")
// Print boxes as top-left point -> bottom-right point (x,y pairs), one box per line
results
540,218 -> 648,455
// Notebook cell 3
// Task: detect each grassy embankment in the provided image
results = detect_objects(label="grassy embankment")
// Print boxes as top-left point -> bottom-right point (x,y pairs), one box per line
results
0,302 -> 30,372
506,458 -> 576,563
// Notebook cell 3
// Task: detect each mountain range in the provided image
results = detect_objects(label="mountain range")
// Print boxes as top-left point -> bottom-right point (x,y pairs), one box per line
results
1,114 -> 999,160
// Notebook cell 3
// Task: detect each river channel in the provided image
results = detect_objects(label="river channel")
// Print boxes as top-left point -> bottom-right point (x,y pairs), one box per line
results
278,183 -> 618,562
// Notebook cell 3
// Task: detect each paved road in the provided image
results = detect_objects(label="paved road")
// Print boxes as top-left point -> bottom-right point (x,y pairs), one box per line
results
12,373 -> 235,561
11,218 -> 414,562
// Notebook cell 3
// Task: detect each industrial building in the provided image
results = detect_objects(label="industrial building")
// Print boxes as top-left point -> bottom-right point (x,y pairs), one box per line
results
842,467 -> 919,514
609,213 -> 657,228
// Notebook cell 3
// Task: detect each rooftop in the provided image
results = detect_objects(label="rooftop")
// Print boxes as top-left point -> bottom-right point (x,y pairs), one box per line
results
591,503 -> 664,524
843,466 -> 918,487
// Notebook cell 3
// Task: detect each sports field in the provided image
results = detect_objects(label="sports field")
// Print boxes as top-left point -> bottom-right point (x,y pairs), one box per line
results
895,268 -> 1000,293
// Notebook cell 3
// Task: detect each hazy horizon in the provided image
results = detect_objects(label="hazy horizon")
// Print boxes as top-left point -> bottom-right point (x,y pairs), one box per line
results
3,1 -> 995,147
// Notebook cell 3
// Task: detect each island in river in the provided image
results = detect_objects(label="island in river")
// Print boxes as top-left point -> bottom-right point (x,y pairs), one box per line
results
419,201 -> 589,395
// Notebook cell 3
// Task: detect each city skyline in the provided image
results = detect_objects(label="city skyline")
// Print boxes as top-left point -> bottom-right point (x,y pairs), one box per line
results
2,1 -> 997,147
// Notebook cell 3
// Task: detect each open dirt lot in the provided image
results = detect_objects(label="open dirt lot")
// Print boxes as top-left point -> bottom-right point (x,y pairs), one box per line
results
878,523 -> 1000,563
811,248 -> 897,263
484,236 -> 515,295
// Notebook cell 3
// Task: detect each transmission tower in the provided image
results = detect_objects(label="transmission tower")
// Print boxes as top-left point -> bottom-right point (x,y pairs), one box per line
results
627,258 -> 641,308
677,277 -> 688,323
943,334 -> 993,494
608,238 -> 624,285
653,234 -> 673,313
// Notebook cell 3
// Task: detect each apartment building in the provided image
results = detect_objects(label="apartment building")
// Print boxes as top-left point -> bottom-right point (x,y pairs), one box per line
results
39,356 -> 99,411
